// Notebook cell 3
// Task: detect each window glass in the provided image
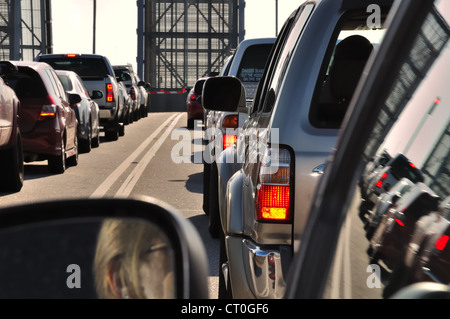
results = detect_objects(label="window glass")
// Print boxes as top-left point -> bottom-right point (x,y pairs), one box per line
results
261,4 -> 313,113
39,57 -> 110,77
324,2 -> 450,299
309,14 -> 387,129
57,74 -> 73,92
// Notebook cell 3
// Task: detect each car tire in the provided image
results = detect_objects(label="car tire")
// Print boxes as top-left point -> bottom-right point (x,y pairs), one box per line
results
209,162 -> 221,238
105,125 -> 119,141
187,118 -> 194,129
218,231 -> 233,299
66,134 -> 78,167
79,124 -> 92,153
48,135 -> 66,174
203,161 -> 211,215
0,129 -> 24,192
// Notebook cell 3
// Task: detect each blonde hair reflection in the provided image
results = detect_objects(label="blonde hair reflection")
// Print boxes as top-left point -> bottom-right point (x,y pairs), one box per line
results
94,218 -> 175,299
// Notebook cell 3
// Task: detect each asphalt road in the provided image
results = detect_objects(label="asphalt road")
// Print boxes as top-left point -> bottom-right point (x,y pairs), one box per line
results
0,112 -> 219,299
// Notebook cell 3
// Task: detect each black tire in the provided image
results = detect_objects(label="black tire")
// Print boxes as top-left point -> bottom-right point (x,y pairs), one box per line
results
218,231 -> 233,299
203,161 -> 211,215
79,124 -> 92,153
105,125 -> 119,141
66,134 -> 78,167
187,118 -> 194,129
48,135 -> 66,174
118,123 -> 125,137
0,130 -> 24,192
209,162 -> 221,238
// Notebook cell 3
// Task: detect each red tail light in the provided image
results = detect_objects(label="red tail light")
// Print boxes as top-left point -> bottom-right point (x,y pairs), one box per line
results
376,172 -> 389,188
130,87 -> 136,100
39,96 -> 57,120
106,83 -> 114,102
435,235 -> 449,251
256,148 -> 291,222
395,218 -> 405,227
222,114 -> 238,150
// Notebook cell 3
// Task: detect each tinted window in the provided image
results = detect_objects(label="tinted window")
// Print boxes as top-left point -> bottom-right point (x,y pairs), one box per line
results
236,44 -> 273,83
309,13 -> 387,129
38,57 -> 110,77
260,4 -> 314,113
3,68 -> 46,99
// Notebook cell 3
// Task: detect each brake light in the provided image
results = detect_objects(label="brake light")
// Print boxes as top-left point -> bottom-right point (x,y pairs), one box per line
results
256,148 -> 291,222
435,235 -> 449,251
395,218 -> 405,227
223,134 -> 237,149
66,54 -> 78,57
130,87 -> 136,100
39,96 -> 57,120
376,172 -> 388,188
222,115 -> 238,150
106,83 -> 114,102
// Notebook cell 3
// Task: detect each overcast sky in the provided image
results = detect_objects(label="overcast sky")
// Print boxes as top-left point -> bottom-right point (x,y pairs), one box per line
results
51,0 -> 300,71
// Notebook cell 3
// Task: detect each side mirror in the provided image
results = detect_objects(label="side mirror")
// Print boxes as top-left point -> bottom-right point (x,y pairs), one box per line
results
0,197 -> 209,299
90,90 -> 103,100
202,76 -> 246,112
68,93 -> 82,105
138,81 -> 146,87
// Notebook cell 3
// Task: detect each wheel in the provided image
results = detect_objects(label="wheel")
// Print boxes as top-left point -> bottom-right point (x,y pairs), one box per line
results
79,123 -> 92,153
209,162 -> 221,238
0,129 -> 24,192
118,123 -> 125,137
187,118 -> 194,129
218,231 -> 233,299
105,124 -> 119,141
48,135 -> 66,174
66,134 -> 78,167
91,125 -> 100,148
203,161 -> 211,215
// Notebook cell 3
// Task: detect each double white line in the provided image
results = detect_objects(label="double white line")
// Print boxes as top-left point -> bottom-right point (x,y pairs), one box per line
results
90,113 -> 183,198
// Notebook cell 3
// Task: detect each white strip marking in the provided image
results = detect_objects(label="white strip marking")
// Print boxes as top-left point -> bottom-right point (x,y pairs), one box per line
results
90,113 -> 178,198
115,113 -> 183,197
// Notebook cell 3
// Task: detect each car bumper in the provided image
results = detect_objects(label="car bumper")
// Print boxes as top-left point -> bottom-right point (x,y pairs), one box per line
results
226,235 -> 290,299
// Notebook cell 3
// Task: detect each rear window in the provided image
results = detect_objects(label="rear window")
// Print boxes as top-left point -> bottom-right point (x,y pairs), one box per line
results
237,44 -> 273,83
38,57 -> 110,78
3,68 -> 46,99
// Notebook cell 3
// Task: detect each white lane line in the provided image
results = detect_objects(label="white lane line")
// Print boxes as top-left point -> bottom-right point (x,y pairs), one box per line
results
115,113 -> 183,197
90,113 -> 178,198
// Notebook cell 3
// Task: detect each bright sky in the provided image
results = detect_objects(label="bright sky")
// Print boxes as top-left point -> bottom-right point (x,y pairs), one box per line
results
51,0 -> 301,72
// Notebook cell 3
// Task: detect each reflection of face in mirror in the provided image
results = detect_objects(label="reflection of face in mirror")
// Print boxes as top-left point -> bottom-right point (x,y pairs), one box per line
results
94,218 -> 175,299
325,2 -> 450,299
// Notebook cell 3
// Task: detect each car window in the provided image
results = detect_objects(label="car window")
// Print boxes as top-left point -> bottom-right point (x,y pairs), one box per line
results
39,57 -> 110,77
46,69 -> 67,101
3,68 -> 46,99
308,13 -> 387,129
57,74 -> 73,92
324,2 -> 450,299
260,4 -> 313,113
250,8 -> 298,115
